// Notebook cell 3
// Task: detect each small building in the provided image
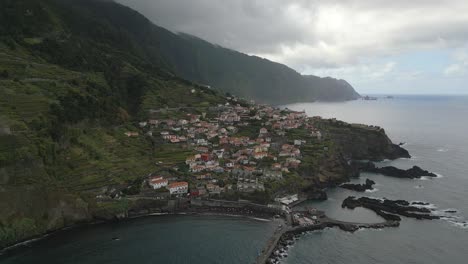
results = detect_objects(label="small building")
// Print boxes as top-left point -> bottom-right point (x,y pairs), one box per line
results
206,183 -> 222,194
148,119 -> 159,126
149,177 -> 168,189
201,153 -> 211,162
263,170 -> 283,180
124,132 -> 139,137
254,152 -> 268,159
275,194 -> 299,205
167,182 -> 189,195
271,163 -> 282,170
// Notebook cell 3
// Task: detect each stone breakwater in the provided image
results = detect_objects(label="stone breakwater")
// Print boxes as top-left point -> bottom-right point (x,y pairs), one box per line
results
257,213 -> 399,264
342,196 -> 440,221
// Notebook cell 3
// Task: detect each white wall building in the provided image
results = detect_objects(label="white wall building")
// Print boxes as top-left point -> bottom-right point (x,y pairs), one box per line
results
167,182 -> 189,194
149,177 -> 168,189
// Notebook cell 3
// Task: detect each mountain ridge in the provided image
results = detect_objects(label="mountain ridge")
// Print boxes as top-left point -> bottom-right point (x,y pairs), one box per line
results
6,0 -> 359,105
156,28 -> 361,104
0,0 -> 364,249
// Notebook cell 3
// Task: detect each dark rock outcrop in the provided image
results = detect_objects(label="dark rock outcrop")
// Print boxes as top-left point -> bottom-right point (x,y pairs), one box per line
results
356,162 -> 437,179
342,196 -> 440,220
340,179 -> 375,192
302,186 -> 328,201
323,122 -> 411,161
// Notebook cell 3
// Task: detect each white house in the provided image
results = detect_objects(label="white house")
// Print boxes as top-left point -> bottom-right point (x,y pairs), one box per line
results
259,127 -> 268,134
167,182 -> 189,194
275,194 -> 299,205
149,177 -> 168,189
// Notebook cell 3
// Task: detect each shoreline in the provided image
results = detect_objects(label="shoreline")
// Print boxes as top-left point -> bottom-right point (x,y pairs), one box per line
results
0,207 -> 275,255
0,198 -> 402,262
1,199 -> 410,264
257,214 -> 399,264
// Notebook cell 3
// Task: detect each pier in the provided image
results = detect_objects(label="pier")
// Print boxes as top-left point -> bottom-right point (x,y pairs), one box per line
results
255,210 -> 399,264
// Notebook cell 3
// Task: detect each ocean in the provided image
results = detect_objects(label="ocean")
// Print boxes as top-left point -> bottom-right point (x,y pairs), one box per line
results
1,95 -> 467,263
283,95 -> 468,264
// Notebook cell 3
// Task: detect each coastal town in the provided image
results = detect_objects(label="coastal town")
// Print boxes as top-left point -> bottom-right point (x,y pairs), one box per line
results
94,95 -> 422,264
119,95 -> 327,205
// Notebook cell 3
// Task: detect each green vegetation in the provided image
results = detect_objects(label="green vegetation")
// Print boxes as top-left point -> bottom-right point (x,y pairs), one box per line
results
0,0 -> 230,245
0,0 -> 359,105
0,0 -> 360,248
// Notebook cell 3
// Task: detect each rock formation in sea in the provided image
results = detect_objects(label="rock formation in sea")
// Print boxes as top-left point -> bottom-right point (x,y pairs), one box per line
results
354,162 -> 437,179
340,179 -> 376,192
342,196 -> 440,220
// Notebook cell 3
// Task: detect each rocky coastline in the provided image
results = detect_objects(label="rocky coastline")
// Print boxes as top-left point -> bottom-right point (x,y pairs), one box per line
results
0,114 -> 415,255
354,161 -> 437,179
342,196 -> 440,220
264,213 -> 400,264
340,179 -> 376,192
0,204 -> 277,254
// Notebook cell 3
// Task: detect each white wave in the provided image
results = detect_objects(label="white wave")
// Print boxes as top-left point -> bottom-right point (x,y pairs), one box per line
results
432,207 -> 468,230
440,215 -> 462,220
432,208 -> 461,217
443,208 -> 459,214
447,220 -> 468,229
414,185 -> 424,189
148,212 -> 169,216
365,188 -> 379,193
367,196 -> 385,202
419,176 -> 437,180
1,235 -> 49,253
250,217 -> 272,222
418,173 -> 442,180
356,227 -> 383,232
411,201 -> 437,209
437,148 -> 449,152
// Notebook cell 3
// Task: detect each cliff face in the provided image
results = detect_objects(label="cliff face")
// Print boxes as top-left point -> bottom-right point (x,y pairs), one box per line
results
0,186 -> 92,248
322,121 -> 410,161
299,119 -> 410,199
4,0 -> 359,105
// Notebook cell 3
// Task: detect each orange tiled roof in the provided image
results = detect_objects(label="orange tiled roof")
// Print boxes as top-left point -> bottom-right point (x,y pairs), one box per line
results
169,182 -> 188,188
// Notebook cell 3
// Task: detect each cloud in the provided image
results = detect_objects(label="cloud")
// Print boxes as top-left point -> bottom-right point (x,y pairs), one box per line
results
116,0 -> 468,69
444,47 -> 468,76
444,64 -> 466,76
115,0 -> 468,94
307,61 -> 397,83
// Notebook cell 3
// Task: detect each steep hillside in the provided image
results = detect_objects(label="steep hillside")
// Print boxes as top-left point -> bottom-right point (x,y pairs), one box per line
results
1,0 -> 360,105
157,34 -> 360,104
0,40 -> 227,248
0,0 -> 229,247
0,0 -> 366,249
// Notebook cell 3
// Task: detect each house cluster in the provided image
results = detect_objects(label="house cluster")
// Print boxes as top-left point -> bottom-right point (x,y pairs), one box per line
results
137,97 -> 324,198
148,176 -> 188,195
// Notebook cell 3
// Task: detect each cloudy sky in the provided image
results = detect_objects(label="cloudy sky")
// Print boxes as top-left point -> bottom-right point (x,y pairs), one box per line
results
116,0 -> 468,95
